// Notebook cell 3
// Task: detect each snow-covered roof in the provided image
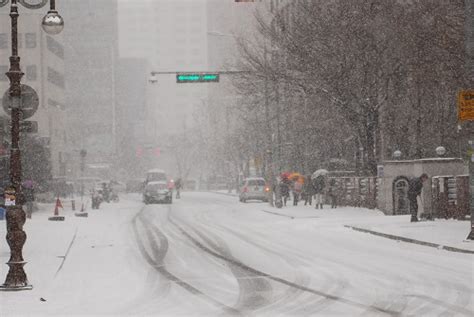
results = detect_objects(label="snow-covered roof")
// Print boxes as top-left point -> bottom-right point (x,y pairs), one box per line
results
146,181 -> 167,186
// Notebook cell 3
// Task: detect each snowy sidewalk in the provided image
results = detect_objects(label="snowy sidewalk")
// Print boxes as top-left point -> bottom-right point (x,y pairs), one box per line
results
344,216 -> 474,254
229,197 -> 474,254
0,194 -> 146,316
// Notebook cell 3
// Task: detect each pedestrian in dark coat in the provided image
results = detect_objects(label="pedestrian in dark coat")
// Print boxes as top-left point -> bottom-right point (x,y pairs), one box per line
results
280,178 -> 290,206
175,178 -> 182,199
302,175 -> 315,206
292,179 -> 303,206
408,173 -> 429,222
328,178 -> 338,209
312,175 -> 326,209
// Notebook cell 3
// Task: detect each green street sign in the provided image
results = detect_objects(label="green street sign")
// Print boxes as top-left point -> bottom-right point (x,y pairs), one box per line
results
176,73 -> 219,83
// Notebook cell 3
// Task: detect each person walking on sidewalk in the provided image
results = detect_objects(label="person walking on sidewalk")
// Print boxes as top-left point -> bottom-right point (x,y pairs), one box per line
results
175,178 -> 182,199
302,175 -> 315,206
408,173 -> 429,222
328,178 -> 338,209
292,179 -> 303,206
280,177 -> 290,206
312,174 -> 326,209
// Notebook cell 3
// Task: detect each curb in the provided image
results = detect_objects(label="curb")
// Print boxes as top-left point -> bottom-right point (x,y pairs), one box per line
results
261,209 -> 320,219
344,225 -> 474,255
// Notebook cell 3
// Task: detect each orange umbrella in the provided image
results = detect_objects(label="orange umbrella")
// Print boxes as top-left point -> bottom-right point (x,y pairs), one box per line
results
289,172 -> 304,183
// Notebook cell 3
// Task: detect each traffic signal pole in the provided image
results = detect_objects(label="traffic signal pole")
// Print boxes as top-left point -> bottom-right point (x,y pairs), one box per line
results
467,139 -> 474,240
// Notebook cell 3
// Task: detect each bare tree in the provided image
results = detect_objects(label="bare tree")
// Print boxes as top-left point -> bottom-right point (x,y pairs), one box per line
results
227,0 -> 467,176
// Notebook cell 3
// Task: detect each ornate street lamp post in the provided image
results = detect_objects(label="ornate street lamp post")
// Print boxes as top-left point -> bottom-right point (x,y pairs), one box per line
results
0,0 -> 63,291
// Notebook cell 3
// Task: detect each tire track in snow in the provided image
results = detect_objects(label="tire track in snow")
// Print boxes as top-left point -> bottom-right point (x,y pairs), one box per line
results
54,227 -> 78,278
177,200 -> 394,316
168,215 -> 399,316
132,208 -> 241,316
182,195 -> 473,316
191,218 -> 351,316
190,228 -> 274,312
358,277 -> 409,317
190,200 -> 434,316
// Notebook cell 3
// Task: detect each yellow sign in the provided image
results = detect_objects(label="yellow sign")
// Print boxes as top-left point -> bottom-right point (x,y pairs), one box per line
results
458,90 -> 474,121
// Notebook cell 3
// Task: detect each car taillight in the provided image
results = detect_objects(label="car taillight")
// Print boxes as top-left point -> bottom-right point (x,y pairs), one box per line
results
265,187 -> 270,192
243,187 -> 248,193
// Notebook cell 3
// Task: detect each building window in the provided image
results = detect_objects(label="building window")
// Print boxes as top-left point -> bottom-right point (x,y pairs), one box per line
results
46,36 -> 64,59
0,34 -> 7,49
0,65 -> 8,81
47,67 -> 65,88
25,33 -> 37,49
26,65 -> 37,81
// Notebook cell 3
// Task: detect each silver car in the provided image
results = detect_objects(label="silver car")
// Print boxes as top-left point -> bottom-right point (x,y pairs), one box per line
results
239,178 -> 269,203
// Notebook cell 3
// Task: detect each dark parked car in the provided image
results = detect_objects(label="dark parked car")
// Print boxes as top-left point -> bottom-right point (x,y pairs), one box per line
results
143,181 -> 172,204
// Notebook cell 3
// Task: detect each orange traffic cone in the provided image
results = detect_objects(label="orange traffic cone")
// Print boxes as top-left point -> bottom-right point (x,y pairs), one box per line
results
49,197 -> 65,221
54,197 -> 63,215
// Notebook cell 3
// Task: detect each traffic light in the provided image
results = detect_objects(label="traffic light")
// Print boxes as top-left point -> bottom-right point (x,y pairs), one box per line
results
136,146 -> 143,158
154,147 -> 161,157
176,73 -> 219,83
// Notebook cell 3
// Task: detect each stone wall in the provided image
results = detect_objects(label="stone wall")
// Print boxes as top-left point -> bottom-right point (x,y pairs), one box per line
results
377,158 -> 467,215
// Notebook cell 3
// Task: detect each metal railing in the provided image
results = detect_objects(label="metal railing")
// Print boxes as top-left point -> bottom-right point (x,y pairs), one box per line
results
432,175 -> 469,220
329,177 -> 377,209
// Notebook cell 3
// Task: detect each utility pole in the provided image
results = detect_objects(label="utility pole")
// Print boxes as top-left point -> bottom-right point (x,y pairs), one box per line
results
464,0 -> 474,240
468,140 -> 474,240
264,45 -> 275,207
80,149 -> 87,209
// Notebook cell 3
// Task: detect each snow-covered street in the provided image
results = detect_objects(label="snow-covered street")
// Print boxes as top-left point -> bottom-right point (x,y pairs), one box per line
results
0,0 -> 472,316
1,192 -> 473,316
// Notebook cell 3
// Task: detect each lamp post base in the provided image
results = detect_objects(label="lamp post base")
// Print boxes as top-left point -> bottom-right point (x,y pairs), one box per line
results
0,261 -> 32,291
0,284 -> 33,291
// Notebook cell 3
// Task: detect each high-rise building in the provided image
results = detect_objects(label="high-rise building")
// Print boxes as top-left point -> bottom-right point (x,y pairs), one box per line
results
118,0 -> 155,60
118,0 -> 209,176
115,57 -> 149,177
61,0 -> 119,178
